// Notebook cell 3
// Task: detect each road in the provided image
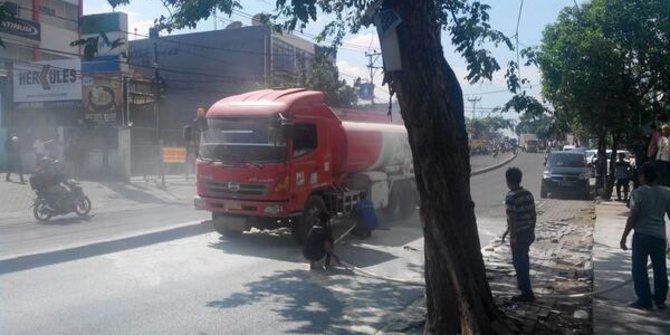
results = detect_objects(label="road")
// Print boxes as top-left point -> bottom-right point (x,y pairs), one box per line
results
0,152 -> 547,335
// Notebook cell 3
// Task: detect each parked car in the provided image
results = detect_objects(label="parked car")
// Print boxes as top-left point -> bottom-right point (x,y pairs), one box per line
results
541,151 -> 591,199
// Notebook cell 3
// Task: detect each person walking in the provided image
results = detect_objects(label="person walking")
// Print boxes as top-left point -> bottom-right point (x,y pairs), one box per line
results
648,124 -> 662,162
620,162 -> 670,310
5,135 -> 25,183
504,167 -> 537,302
656,125 -> 670,187
614,152 -> 632,201
32,137 -> 54,164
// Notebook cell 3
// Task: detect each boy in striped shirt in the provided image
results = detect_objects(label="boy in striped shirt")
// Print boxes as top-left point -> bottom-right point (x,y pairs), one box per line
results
505,167 -> 537,302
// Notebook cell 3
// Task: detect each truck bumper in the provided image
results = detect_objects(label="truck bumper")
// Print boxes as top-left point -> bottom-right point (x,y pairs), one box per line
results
194,195 -> 291,217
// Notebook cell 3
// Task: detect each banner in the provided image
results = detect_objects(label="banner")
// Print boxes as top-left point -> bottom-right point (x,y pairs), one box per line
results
82,75 -> 122,125
13,59 -> 81,102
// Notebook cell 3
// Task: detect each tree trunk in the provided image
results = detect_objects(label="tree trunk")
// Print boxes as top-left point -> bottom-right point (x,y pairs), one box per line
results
596,132 -> 607,197
387,1 -> 501,334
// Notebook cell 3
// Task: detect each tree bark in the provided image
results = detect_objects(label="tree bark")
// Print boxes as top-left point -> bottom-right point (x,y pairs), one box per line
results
387,1 -> 501,333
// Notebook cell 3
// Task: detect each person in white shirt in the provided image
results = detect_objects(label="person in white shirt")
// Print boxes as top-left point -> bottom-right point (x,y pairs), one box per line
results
655,125 -> 670,186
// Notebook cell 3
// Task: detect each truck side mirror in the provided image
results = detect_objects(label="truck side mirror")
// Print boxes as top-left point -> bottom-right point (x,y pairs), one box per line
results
183,125 -> 192,142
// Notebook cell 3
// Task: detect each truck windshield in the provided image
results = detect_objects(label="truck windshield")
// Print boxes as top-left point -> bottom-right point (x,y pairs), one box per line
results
199,117 -> 286,163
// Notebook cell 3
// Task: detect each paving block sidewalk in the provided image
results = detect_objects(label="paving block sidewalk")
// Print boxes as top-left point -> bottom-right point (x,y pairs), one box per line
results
593,200 -> 670,334
0,175 -> 195,219
376,198 -> 596,334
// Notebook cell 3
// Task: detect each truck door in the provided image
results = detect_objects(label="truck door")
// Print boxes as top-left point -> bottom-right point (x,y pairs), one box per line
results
290,123 -> 320,212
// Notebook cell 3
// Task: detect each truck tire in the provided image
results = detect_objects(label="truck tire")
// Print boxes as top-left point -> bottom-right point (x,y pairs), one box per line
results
383,182 -> 415,222
399,184 -> 418,217
540,185 -> 548,198
293,195 -> 327,245
212,213 -> 243,239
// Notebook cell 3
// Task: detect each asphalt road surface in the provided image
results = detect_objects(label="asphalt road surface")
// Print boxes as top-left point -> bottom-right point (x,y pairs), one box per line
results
0,152 -> 547,335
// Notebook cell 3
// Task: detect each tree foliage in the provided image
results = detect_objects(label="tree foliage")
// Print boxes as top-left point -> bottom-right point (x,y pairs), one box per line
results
466,115 -> 514,140
270,50 -> 359,108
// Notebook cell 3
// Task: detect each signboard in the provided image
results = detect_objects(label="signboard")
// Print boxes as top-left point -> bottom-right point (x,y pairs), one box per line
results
163,147 -> 187,163
359,83 -> 375,100
0,18 -> 41,41
13,59 -> 82,102
82,75 -> 123,125
80,13 -> 128,73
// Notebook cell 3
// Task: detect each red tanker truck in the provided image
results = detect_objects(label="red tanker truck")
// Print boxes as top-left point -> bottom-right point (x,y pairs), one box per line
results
193,88 -> 417,243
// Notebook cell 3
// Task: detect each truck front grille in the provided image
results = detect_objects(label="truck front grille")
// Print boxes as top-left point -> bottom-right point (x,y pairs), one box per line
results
204,181 -> 269,198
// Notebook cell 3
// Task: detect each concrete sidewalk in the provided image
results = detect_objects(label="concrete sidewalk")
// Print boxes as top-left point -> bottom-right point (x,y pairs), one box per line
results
593,200 -> 670,334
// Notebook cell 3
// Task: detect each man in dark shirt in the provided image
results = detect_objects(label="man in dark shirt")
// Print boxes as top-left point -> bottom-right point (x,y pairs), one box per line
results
614,153 -> 632,201
5,135 -> 25,183
505,167 -> 537,302
303,211 -> 341,270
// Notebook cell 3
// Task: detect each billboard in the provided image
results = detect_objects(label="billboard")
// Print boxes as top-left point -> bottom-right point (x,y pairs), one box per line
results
13,59 -> 82,103
82,75 -> 123,125
79,12 -> 129,73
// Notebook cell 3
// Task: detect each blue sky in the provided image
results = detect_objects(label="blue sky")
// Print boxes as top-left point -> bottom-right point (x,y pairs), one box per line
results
83,0 -> 582,121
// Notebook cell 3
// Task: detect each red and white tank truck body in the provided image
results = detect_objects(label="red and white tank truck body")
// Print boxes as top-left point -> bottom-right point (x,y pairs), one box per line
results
193,88 -> 416,242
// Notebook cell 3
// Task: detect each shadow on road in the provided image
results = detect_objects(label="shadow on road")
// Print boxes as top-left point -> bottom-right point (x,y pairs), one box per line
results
209,227 -> 400,268
0,221 -> 211,275
206,269 -> 423,334
36,215 -> 93,226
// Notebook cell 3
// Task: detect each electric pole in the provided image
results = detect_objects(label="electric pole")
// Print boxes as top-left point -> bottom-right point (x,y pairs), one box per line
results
151,27 -> 165,188
467,96 -> 482,121
364,51 -> 382,105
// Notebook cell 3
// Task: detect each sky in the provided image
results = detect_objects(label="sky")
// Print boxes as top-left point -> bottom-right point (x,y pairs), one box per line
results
82,0 -> 582,122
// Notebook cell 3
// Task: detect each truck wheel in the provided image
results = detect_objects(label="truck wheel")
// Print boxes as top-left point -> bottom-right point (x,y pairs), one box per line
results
212,213 -> 243,239
540,185 -> 548,198
382,187 -> 402,222
399,184 -> 418,218
293,195 -> 327,245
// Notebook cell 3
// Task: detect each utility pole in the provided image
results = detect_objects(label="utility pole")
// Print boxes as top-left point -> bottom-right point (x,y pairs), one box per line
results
467,96 -> 482,121
151,27 -> 165,188
364,51 -> 382,105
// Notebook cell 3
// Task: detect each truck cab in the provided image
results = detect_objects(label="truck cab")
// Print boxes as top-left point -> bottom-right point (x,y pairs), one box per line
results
194,88 -> 416,243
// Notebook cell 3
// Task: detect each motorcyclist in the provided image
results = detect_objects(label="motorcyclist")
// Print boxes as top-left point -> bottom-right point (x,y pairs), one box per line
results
31,157 -> 69,211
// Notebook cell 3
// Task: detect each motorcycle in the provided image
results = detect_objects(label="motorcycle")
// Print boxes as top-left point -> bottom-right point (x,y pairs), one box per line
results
32,179 -> 92,221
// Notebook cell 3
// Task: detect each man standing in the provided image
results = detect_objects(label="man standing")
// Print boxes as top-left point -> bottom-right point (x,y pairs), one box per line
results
5,136 -> 25,183
620,162 -> 670,310
505,167 -> 537,302
614,152 -> 632,201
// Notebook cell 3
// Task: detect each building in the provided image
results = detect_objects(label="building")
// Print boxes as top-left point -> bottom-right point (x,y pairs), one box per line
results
128,22 -> 319,133
0,0 -> 82,169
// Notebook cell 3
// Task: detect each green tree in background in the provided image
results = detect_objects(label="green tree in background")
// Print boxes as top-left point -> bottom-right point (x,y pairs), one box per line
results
109,0 -> 516,332
270,50 -> 359,108
525,0 -> 669,198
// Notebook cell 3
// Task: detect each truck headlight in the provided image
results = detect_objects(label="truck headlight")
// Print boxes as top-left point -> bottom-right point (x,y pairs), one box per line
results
264,205 -> 283,215
543,171 -> 551,179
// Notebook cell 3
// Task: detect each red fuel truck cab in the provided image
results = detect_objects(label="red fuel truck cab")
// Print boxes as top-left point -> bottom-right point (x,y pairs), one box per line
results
194,88 -> 416,243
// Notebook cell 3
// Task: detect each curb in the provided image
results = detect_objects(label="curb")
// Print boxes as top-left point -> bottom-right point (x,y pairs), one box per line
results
471,152 -> 518,176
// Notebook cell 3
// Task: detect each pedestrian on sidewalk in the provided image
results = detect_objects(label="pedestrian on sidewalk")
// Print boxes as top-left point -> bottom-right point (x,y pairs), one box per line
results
620,162 -> 670,310
615,152 -> 632,201
32,137 -> 54,164
656,124 -> 670,187
648,124 -> 662,162
632,134 -> 650,189
504,167 -> 537,302
5,135 -> 25,183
